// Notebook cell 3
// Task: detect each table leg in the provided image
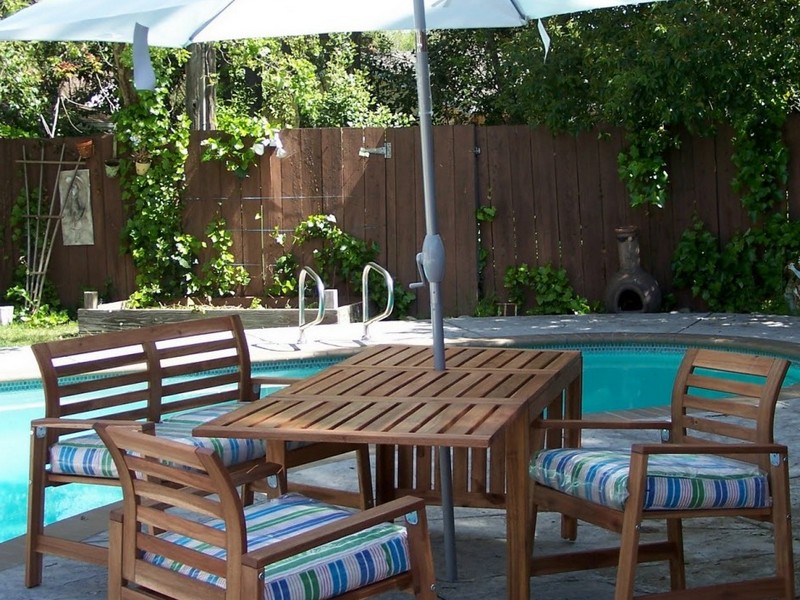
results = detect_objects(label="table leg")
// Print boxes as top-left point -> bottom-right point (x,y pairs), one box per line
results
506,413 -> 532,600
439,446 -> 457,581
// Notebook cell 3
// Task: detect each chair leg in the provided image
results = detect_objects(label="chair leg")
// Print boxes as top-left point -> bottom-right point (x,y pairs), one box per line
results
25,431 -> 47,588
614,453 -> 648,600
266,441 -> 288,499
355,445 -> 375,509
529,491 -> 541,573
107,515 -> 123,600
614,514 -> 642,600
404,505 -> 437,599
241,563 -> 266,600
770,455 -> 795,599
665,518 -> 685,591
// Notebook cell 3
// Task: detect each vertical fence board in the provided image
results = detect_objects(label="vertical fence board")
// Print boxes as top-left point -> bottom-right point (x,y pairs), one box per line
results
240,162 -> 264,296
715,125 -> 744,241
259,138 -> 284,295
553,133 -> 583,288
279,129 -> 308,270
530,127 -> 558,268
388,128 -> 420,301
510,127 -> 535,266
412,128 -> 430,319
363,128 -> 388,269
597,128 -> 629,288
97,134 -> 133,300
301,129 -> 324,217
575,129 -> 605,301
433,126 -> 457,316
487,126 -> 515,300
692,136 -> 719,236
0,140 -> 14,294
82,146 -> 108,298
474,127 -> 496,301
384,129 -> 400,287
452,125 -> 479,316
787,116 -> 800,220
320,128 -> 344,220
338,129 -> 367,296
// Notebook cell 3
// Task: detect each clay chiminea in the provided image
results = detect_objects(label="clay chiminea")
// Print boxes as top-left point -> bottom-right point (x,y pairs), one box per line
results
604,226 -> 661,312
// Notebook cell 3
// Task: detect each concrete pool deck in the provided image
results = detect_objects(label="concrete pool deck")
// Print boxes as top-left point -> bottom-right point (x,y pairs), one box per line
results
2,312 -> 800,599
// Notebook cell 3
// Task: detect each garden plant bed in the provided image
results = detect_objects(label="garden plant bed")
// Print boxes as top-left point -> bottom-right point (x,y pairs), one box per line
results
77,300 -> 361,334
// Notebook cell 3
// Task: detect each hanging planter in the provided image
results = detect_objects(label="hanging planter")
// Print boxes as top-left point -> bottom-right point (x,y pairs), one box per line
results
75,139 -> 94,159
131,148 -> 152,176
104,159 -> 120,177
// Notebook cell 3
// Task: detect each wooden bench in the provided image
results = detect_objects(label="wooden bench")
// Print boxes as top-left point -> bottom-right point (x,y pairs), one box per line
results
25,315 -> 372,588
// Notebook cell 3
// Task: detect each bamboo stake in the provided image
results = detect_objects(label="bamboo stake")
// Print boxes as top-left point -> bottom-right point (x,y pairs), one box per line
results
34,148 -> 82,311
22,145 -> 31,306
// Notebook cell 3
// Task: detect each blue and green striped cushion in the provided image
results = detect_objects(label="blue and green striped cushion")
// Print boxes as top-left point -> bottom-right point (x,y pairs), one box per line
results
530,448 -> 770,510
164,403 -> 309,451
49,419 -> 266,478
144,493 -> 410,599
161,402 -> 249,426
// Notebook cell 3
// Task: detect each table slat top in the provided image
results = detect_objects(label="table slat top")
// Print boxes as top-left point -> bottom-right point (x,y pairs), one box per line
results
194,345 -> 581,448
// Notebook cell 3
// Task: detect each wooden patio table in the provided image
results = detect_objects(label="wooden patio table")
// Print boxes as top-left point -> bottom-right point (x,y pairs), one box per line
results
194,344 -> 582,600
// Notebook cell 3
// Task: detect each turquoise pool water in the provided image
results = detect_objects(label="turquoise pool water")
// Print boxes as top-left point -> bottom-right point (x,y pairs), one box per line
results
0,346 -> 797,544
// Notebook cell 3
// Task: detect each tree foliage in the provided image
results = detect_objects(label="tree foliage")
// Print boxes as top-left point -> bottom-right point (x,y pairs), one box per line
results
215,33 -> 412,128
429,0 -> 799,209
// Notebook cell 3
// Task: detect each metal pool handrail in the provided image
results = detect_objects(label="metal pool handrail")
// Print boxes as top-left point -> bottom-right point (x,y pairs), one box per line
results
362,262 -> 394,340
298,266 -> 326,343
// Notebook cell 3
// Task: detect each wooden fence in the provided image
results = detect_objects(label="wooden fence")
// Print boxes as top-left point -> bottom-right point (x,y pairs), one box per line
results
3,118 -> 800,317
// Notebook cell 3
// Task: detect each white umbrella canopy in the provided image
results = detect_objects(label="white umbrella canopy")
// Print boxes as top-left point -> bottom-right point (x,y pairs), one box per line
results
0,0 -> 527,45
0,0 -> 662,45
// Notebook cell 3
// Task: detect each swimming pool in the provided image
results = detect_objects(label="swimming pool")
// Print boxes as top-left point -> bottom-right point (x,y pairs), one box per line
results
0,345 -> 797,544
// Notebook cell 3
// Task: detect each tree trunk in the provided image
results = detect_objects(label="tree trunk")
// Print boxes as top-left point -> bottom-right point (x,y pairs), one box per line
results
186,43 -> 217,130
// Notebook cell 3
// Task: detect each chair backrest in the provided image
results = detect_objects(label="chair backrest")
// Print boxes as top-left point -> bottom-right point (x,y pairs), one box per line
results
96,424 -> 247,599
669,348 -> 789,461
33,315 -> 253,423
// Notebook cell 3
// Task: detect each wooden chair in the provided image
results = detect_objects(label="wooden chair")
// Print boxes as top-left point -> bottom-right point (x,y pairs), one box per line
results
96,424 -> 436,600
529,347 -> 794,599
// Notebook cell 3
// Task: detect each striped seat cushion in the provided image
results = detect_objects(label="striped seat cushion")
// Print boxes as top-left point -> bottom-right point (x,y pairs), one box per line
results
163,402 -> 310,451
144,493 -> 410,599
530,448 -> 770,510
49,419 -> 266,478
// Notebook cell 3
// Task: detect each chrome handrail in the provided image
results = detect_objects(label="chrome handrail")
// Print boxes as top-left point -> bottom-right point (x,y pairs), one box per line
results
297,266 -> 326,343
362,262 -> 394,340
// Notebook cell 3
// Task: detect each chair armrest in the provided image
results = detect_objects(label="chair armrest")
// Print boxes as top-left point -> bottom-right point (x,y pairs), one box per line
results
534,419 -> 669,430
32,417 -> 148,433
252,376 -> 301,387
631,442 -> 788,456
241,496 -> 426,569
227,461 -> 284,488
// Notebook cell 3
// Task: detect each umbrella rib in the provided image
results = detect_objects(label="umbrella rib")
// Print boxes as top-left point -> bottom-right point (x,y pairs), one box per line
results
508,0 -> 529,21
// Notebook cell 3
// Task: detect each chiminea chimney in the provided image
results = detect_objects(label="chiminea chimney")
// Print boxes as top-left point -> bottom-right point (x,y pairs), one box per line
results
604,226 -> 661,313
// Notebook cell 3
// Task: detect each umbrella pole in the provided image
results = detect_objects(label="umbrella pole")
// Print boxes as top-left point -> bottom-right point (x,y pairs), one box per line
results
413,0 -> 457,582
413,0 -> 446,372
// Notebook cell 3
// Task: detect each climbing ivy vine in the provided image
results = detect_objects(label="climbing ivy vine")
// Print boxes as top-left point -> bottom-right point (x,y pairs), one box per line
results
115,86 -> 195,307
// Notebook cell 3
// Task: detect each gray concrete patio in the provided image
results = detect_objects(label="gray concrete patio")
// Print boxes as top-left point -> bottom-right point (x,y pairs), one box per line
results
2,312 -> 800,598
